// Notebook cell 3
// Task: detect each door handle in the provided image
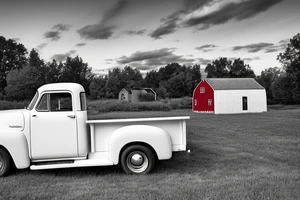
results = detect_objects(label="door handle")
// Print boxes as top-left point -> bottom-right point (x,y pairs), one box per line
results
32,114 -> 37,117
67,115 -> 76,118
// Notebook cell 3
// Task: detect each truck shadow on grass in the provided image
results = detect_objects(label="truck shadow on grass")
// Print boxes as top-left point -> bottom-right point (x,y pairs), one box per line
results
15,165 -> 122,177
13,143 -> 217,177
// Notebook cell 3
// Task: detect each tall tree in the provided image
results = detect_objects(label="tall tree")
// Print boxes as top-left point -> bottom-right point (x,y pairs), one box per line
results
5,65 -> 37,100
89,75 -> 107,99
60,56 -> 93,94
0,36 -> 27,93
228,58 -> 255,78
120,66 -> 143,89
45,59 -> 63,83
161,71 -> 186,98
205,57 -> 230,78
144,63 -> 201,98
5,49 -> 46,100
28,49 -> 46,87
185,65 -> 201,96
271,74 -> 293,104
142,70 -> 161,89
278,33 -> 300,103
205,57 -> 255,78
105,68 -> 122,98
158,63 -> 182,80
256,67 -> 281,104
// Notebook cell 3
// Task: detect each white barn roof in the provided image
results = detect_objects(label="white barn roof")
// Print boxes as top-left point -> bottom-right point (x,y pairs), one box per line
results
206,78 -> 264,90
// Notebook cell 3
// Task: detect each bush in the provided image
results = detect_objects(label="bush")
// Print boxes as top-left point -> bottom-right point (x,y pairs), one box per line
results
169,97 -> 192,109
138,93 -> 155,102
87,97 -> 193,114
0,101 -> 28,110
87,100 -> 171,114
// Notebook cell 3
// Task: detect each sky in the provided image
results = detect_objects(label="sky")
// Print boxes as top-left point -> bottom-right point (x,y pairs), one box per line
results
1,0 -> 299,75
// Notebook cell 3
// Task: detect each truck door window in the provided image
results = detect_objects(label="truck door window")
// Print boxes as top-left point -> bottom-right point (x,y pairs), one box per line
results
50,93 -> 73,111
27,92 -> 39,110
36,94 -> 49,111
36,93 -> 73,112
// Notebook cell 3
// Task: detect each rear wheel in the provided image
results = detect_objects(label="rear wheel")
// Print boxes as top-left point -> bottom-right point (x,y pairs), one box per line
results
120,145 -> 155,174
0,149 -> 13,177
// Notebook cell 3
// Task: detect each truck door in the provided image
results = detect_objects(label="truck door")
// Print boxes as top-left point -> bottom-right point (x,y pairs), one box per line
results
30,92 -> 78,159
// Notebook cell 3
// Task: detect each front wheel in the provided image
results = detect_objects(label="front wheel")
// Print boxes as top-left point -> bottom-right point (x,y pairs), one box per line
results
0,149 -> 13,177
120,145 -> 155,174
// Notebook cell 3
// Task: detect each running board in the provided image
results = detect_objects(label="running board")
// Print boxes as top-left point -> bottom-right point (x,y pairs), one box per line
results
30,159 -> 114,170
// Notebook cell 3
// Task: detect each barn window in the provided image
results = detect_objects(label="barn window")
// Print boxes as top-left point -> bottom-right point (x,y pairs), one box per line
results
208,99 -> 212,106
200,87 -> 205,93
242,97 -> 248,110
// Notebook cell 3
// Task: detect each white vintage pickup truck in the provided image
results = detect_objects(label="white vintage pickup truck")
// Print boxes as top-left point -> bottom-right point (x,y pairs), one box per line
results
0,83 -> 189,176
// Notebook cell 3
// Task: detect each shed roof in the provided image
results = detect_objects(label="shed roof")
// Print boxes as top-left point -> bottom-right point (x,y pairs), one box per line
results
206,78 -> 264,90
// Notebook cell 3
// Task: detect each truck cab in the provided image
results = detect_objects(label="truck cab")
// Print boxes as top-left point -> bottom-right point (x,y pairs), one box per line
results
0,83 -> 189,176
27,83 -> 89,160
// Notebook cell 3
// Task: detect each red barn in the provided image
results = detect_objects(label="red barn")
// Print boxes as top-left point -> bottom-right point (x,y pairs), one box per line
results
193,78 -> 267,114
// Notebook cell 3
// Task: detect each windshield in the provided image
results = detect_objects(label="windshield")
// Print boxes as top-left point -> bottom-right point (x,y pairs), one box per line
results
27,92 -> 39,110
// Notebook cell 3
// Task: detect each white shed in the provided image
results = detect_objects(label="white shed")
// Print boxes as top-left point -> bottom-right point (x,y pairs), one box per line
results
193,78 -> 267,114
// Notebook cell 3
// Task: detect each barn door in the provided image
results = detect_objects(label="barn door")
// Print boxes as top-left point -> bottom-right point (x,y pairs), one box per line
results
242,97 -> 248,110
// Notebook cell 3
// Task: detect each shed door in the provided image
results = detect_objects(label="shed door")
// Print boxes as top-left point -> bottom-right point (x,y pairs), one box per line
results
242,97 -> 248,111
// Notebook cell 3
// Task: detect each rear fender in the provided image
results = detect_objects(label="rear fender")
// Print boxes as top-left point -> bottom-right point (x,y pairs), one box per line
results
108,125 -> 172,164
0,131 -> 30,169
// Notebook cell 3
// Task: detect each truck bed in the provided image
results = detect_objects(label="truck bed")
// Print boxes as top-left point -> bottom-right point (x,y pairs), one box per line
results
86,116 -> 190,153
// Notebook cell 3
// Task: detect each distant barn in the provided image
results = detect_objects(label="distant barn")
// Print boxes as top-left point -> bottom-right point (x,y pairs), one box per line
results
193,78 -> 267,114
119,88 -> 156,102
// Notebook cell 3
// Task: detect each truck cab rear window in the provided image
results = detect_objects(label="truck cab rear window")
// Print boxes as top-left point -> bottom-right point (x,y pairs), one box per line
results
36,93 -> 73,112
80,92 -> 87,111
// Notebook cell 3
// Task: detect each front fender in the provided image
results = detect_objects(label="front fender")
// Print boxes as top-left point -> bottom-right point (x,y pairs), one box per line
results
0,131 -> 30,169
108,125 -> 172,164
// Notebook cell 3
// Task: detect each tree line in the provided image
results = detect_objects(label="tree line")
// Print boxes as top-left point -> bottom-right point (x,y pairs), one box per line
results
1,33 -> 300,104
256,34 -> 300,104
90,63 -> 201,100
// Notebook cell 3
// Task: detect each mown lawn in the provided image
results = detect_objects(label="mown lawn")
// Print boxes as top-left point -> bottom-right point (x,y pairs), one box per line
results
1,108 -> 300,199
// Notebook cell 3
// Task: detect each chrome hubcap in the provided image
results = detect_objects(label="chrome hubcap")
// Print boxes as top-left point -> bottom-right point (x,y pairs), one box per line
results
130,154 -> 143,166
126,151 -> 148,173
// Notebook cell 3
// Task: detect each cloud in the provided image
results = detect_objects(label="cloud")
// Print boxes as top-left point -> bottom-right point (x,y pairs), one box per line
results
52,24 -> 72,31
183,0 -> 284,29
75,43 -> 87,47
101,0 -> 128,24
77,24 -> 116,40
116,48 -> 196,70
105,59 -> 113,64
243,56 -> 261,61
232,39 -> 288,53
233,43 -> 274,53
126,29 -> 146,36
150,10 -> 183,39
196,44 -> 218,52
51,50 -> 76,62
44,31 -> 61,41
150,21 -> 178,39
36,43 -> 48,52
151,0 -> 284,38
265,39 -> 288,53
44,23 -> 72,41
77,0 -> 129,40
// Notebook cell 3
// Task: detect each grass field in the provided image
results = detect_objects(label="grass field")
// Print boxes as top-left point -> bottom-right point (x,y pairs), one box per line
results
1,108 -> 300,199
